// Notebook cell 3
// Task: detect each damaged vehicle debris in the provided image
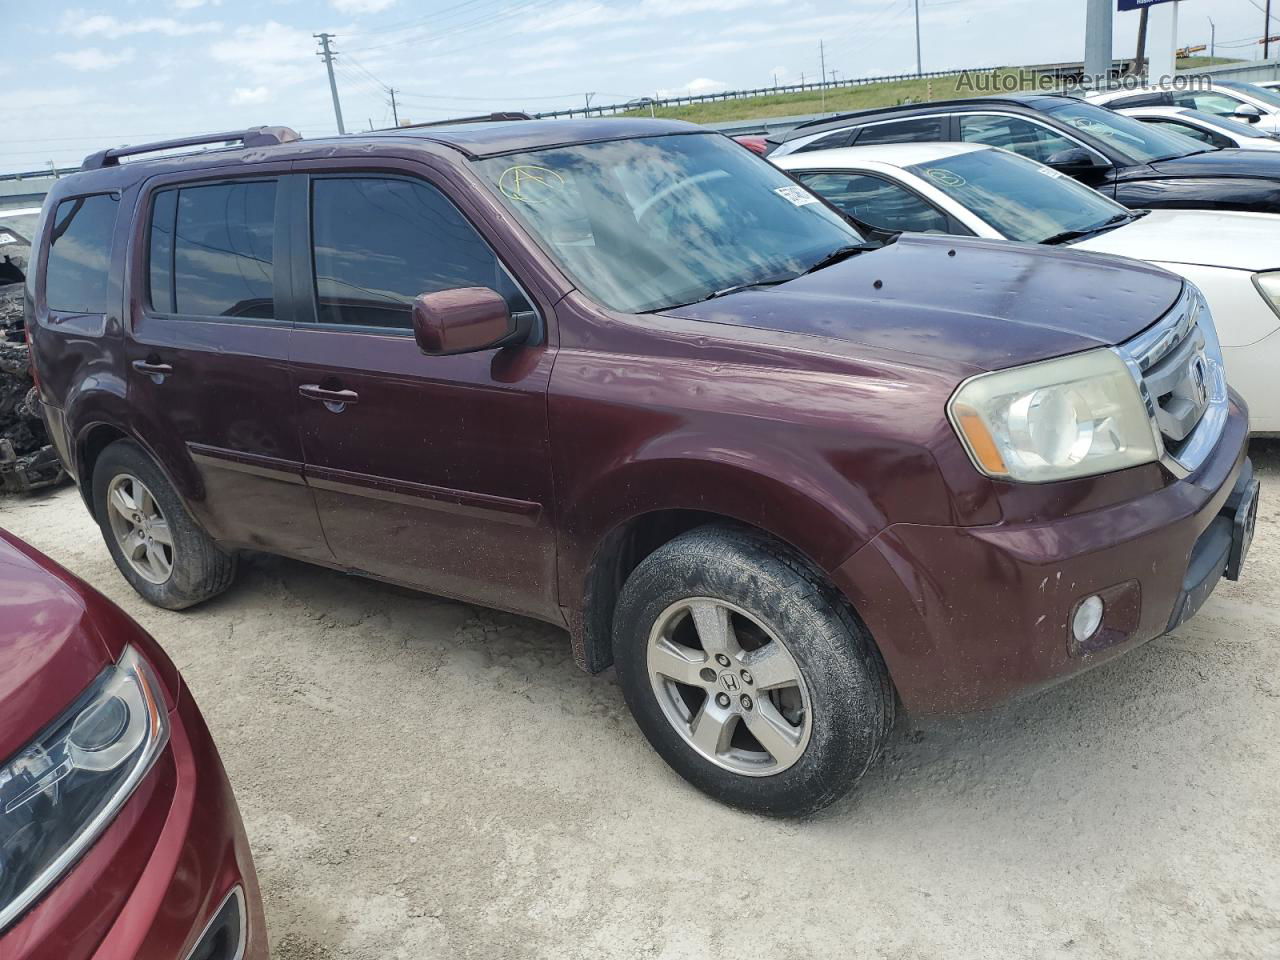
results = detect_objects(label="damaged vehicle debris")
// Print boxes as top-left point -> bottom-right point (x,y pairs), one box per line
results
0,219 -> 66,494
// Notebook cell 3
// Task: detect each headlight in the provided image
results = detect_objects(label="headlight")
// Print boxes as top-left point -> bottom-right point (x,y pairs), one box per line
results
1254,271 -> 1280,320
0,647 -> 168,932
948,348 -> 1161,483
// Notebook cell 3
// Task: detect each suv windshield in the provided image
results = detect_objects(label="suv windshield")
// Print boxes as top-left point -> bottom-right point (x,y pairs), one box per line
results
473,133 -> 864,313
1045,99 -> 1213,163
907,148 -> 1130,243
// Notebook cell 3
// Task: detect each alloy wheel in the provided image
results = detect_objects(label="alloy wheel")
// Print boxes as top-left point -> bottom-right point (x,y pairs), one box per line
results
105,474 -> 174,585
646,597 -> 812,777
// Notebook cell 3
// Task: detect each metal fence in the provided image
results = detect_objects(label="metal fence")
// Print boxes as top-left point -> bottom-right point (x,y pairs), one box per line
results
527,66 -> 1008,119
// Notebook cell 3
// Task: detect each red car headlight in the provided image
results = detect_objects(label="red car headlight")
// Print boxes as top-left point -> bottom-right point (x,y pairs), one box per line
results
0,646 -> 169,933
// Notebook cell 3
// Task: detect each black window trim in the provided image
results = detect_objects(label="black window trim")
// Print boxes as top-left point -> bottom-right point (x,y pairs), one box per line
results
140,174 -> 289,329
794,167 -> 975,237
290,170 -> 542,342
40,190 -> 121,319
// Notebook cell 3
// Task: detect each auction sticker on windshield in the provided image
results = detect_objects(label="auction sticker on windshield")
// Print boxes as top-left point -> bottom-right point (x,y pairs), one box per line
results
774,185 -> 819,206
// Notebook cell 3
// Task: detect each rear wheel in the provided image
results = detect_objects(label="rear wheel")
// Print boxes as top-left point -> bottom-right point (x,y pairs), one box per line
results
92,440 -> 236,609
613,524 -> 894,817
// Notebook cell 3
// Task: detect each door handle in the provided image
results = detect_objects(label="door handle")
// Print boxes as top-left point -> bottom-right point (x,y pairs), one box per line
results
131,358 -> 173,383
299,383 -> 359,412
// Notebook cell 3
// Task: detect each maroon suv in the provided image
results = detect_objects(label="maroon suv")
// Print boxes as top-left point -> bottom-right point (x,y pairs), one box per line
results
26,118 -> 1259,816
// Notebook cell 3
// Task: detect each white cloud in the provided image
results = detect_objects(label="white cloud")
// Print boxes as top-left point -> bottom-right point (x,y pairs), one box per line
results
53,47 -> 136,71
657,76 -> 728,97
210,21 -> 318,88
330,0 -> 396,13
172,0 -> 222,8
61,12 -> 222,38
231,86 -> 270,104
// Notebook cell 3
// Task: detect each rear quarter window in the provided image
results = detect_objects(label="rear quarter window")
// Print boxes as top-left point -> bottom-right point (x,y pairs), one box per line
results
45,194 -> 118,314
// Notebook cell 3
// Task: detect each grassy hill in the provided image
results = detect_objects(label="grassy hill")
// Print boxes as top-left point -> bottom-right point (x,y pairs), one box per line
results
619,57 -> 1244,125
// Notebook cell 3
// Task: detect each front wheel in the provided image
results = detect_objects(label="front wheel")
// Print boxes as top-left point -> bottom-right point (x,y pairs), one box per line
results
613,525 -> 894,817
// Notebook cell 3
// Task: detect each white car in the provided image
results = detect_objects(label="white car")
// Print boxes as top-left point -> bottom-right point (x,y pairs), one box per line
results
1118,105 -> 1280,151
1088,80 -> 1280,134
775,142 -> 1280,433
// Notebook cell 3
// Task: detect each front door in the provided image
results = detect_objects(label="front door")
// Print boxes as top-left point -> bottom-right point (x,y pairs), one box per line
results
285,169 -> 560,621
126,173 -> 330,561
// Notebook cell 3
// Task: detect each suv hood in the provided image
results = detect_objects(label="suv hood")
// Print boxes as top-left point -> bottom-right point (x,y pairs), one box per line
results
1074,208 -> 1280,272
0,531 -> 113,763
663,234 -> 1183,372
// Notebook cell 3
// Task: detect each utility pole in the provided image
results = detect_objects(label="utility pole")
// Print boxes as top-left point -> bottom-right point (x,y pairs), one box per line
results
1268,0 -> 1274,60
1208,16 -> 1215,60
314,32 -> 346,135
584,92 -> 594,117
1134,7 -> 1150,77
1084,0 -> 1113,88
388,88 -> 399,126
914,0 -> 922,77
819,40 -> 827,111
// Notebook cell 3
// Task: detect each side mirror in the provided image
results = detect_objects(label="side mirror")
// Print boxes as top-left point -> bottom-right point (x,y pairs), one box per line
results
1234,104 -> 1264,125
1045,147 -> 1103,174
411,287 -> 526,356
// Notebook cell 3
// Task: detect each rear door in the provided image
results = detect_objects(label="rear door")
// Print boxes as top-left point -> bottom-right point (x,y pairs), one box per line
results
125,171 -> 330,561
284,165 -> 560,622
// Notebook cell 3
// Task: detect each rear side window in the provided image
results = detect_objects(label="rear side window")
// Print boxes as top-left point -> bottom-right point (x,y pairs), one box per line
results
149,181 -> 276,319
46,194 -> 118,314
854,117 -> 948,146
310,176 -> 530,330
792,129 -> 855,154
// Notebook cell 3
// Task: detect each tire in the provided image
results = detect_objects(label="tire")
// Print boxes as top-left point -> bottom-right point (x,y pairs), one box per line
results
91,440 -> 236,609
613,524 -> 894,817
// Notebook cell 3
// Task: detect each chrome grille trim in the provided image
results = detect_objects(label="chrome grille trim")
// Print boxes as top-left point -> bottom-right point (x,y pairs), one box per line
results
1114,284 -> 1228,480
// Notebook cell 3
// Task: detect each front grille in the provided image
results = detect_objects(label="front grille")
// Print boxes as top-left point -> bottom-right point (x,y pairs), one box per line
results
1116,285 -> 1228,478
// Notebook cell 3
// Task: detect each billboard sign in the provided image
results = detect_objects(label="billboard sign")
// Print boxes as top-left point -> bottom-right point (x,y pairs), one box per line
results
1117,0 -> 1179,10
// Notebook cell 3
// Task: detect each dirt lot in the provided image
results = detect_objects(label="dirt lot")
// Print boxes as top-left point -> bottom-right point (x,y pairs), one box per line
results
3,444 -> 1280,960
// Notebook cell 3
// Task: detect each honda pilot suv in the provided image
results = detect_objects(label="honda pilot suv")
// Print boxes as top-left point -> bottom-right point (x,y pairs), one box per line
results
27,118 -> 1259,816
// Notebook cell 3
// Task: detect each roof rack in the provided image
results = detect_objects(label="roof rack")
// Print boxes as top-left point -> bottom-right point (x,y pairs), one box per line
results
392,112 -> 532,130
81,126 -> 301,171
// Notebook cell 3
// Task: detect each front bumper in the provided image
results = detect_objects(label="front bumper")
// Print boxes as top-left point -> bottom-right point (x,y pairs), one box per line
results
1,681 -> 267,960
835,395 -> 1254,715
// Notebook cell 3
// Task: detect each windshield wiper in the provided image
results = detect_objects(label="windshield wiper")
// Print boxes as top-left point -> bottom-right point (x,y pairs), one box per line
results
1041,212 -> 1138,246
802,243 -> 878,275
651,274 -> 796,311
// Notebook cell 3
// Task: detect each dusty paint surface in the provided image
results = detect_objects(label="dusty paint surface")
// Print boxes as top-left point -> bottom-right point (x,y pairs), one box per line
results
3,443 -> 1279,959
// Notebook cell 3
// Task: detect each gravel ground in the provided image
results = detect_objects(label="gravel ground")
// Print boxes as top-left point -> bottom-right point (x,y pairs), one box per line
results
3,443 -> 1280,960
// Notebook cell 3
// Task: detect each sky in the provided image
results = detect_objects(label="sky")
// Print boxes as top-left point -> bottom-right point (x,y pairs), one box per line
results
1,0 -> 1275,173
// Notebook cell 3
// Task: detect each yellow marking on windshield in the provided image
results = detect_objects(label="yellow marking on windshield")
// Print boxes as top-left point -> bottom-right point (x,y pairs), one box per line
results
499,164 -> 565,203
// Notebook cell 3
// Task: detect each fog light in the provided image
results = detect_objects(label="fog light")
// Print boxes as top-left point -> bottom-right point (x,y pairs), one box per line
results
1072,595 -> 1105,643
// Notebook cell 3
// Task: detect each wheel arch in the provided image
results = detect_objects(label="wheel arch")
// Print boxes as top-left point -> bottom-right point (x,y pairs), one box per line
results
565,454 -> 889,676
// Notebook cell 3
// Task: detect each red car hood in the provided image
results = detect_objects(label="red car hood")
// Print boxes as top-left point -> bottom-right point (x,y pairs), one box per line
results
0,531 -> 114,763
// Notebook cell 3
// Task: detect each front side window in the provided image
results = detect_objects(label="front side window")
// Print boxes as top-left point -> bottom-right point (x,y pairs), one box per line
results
1041,99 -> 1211,163
1141,119 -> 1222,147
310,177 -> 530,330
905,148 -> 1128,244
854,117 -> 948,146
150,181 -> 276,319
473,133 -> 864,314
959,115 -> 1081,164
1172,90 -> 1246,116
797,172 -> 951,233
45,194 -> 118,314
